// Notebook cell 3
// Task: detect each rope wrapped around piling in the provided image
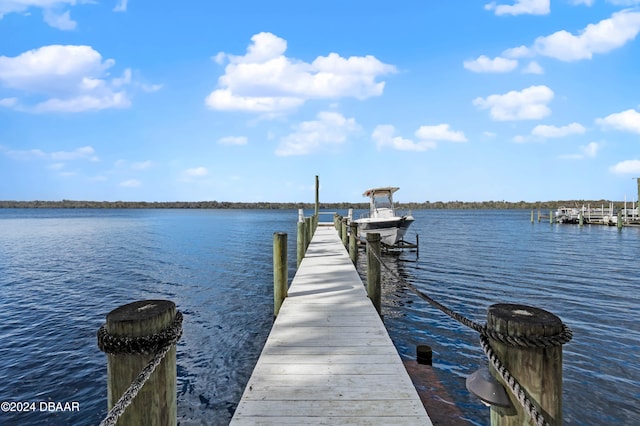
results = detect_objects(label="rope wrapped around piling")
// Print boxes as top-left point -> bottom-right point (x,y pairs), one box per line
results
96,310 -> 183,426
366,245 -> 572,426
97,311 -> 183,355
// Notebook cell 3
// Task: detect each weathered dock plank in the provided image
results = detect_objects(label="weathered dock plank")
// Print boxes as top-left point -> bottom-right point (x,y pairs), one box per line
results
230,225 -> 432,425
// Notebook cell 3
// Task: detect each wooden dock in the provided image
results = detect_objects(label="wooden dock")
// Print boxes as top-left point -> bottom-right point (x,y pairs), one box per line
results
230,224 -> 432,425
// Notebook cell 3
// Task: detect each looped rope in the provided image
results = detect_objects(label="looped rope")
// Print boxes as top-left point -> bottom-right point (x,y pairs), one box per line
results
365,243 -> 571,426
97,311 -> 183,355
482,323 -> 573,349
97,310 -> 183,426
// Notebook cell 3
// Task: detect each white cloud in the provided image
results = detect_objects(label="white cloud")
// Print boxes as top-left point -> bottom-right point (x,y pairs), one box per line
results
0,0 -> 80,29
111,68 -> 131,87
502,45 -> 534,58
120,179 -> 141,187
140,83 -> 163,93
415,124 -> 467,142
561,142 -> 601,159
473,85 -> 554,121
48,162 -> 65,171
533,10 -> 640,61
581,142 -> 600,157
373,125 -> 436,152
522,61 -> 544,74
463,55 -> 518,73
132,160 -> 154,170
184,167 -> 209,177
43,9 -> 76,30
218,136 -> 248,146
5,148 -> 46,160
0,97 -> 18,107
0,45 -> 132,113
276,111 -> 360,156
206,32 -> 396,114
531,122 -> 586,138
608,0 -> 640,5
596,109 -> 640,134
50,146 -> 98,161
5,145 -> 98,162
114,159 -> 154,171
610,159 -> 640,174
113,0 -> 128,12
373,123 -> 466,152
485,0 -> 550,16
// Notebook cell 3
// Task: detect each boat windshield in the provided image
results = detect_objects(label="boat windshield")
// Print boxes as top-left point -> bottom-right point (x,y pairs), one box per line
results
373,194 -> 393,209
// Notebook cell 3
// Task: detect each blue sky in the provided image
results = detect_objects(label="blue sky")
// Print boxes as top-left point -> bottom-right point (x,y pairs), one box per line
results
1,0 -> 640,203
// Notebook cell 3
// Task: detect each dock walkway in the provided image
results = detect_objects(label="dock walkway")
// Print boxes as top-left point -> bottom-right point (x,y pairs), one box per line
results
230,224 -> 432,425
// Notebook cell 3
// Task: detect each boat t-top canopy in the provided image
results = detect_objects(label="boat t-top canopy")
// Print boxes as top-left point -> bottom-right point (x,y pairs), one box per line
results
362,187 -> 400,197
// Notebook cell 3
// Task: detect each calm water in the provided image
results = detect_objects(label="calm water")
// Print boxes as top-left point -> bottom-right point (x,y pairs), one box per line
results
0,209 -> 638,425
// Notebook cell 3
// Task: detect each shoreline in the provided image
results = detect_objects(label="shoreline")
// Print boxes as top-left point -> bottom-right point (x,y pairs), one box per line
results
0,199 -> 632,210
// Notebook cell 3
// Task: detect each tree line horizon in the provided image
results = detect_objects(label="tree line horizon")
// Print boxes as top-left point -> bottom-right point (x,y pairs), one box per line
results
0,199 -> 634,210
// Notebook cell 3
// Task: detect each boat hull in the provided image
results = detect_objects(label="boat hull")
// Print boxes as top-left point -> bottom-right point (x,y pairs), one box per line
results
355,216 -> 414,246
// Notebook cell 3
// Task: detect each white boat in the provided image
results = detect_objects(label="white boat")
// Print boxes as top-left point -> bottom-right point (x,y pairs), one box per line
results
354,187 -> 415,246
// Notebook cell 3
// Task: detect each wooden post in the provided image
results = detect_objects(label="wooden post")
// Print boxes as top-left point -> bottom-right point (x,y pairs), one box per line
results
579,210 -> 583,226
549,209 -> 553,224
297,217 -> 305,267
349,221 -> 358,264
537,208 -> 541,222
305,217 -> 312,249
104,300 -> 178,426
315,175 -> 319,218
416,345 -> 432,366
617,210 -> 623,230
341,218 -> 348,248
273,232 -> 288,317
487,304 -> 564,426
366,232 -> 381,316
530,210 -> 534,224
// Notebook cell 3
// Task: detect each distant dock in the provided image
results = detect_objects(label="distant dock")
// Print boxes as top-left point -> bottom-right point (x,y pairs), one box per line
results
230,223 -> 432,425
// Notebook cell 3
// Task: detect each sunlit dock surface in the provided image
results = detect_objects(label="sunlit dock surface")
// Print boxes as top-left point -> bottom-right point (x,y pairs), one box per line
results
230,224 -> 432,425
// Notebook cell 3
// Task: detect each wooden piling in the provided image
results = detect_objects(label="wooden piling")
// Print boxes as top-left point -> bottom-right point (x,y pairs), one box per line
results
314,175 -> 319,218
617,210 -> 623,230
297,218 -> 305,268
305,217 -> 312,250
417,345 -> 432,366
349,221 -> 358,264
549,210 -> 553,224
104,300 -> 178,426
487,304 -> 564,426
579,210 -> 583,226
366,232 -> 382,316
273,232 -> 288,317
341,217 -> 348,248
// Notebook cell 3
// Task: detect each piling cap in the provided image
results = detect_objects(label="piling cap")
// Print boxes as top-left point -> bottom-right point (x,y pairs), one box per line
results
488,304 -> 562,328
107,300 -> 176,327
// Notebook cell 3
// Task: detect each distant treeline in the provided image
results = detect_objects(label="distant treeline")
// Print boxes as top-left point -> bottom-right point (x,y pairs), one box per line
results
0,199 -> 630,210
